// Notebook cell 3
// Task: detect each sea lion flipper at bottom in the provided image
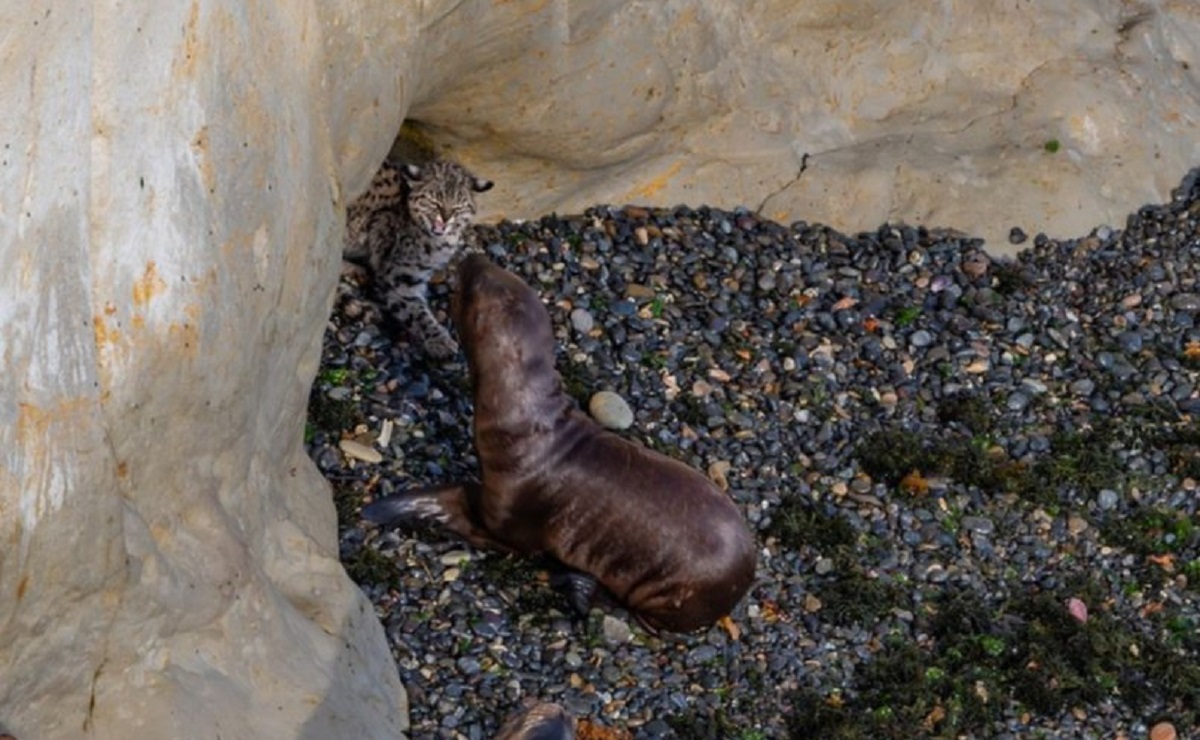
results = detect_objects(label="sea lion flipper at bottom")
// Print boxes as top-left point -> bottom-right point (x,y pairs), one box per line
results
361,482 -> 511,552
548,568 -> 599,618
492,701 -> 574,740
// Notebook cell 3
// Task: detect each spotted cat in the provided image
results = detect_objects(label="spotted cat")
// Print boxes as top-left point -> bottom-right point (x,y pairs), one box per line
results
344,159 -> 493,358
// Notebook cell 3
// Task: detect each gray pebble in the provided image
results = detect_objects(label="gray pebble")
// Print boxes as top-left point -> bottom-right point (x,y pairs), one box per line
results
570,307 -> 595,333
1170,292 -> 1200,312
910,329 -> 933,348
1098,489 -> 1120,510
1006,392 -> 1030,412
601,615 -> 633,645
961,516 -> 995,535
588,390 -> 634,430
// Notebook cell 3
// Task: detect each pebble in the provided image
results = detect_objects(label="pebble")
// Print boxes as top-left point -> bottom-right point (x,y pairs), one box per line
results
601,615 -> 633,645
338,438 -> 382,464
1169,293 -> 1200,312
625,283 -> 656,300
570,308 -> 595,333
1150,722 -> 1177,740
961,516 -> 995,535
1097,489 -> 1120,511
588,391 -> 634,430
1006,392 -> 1030,412
961,253 -> 990,279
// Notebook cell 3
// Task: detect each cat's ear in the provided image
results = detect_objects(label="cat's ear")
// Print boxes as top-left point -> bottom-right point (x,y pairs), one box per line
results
401,163 -> 423,180
472,177 -> 494,193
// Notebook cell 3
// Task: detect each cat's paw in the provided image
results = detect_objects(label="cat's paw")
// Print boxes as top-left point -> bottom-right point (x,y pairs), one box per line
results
423,333 -> 460,360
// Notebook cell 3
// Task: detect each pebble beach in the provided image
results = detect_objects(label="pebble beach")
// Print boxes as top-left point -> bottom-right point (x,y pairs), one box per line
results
307,169 -> 1200,739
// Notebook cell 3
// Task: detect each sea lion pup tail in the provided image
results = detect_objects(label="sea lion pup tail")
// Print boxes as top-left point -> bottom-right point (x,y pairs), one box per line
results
492,701 -> 574,740
361,482 -> 512,552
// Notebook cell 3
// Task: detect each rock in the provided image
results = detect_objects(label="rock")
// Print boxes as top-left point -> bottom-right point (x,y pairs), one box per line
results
601,615 -> 633,645
1,4 -> 407,737
588,391 -> 635,430
1098,489 -> 1120,511
624,283 -> 656,300
339,439 -> 384,464
1071,378 -> 1096,396
440,550 -> 473,566
961,516 -> 995,536
416,2 -> 1200,253
707,460 -> 732,492
1170,293 -> 1200,312
1150,722 -> 1177,740
961,253 -> 990,280
570,307 -> 595,333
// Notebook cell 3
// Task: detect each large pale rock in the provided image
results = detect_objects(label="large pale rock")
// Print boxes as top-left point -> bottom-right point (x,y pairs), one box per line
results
413,1 -> 1200,253
0,3 -> 413,738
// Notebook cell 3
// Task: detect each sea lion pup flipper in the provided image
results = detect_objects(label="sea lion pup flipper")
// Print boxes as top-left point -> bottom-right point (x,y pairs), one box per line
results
360,482 -> 510,552
492,701 -> 575,740
547,568 -> 600,618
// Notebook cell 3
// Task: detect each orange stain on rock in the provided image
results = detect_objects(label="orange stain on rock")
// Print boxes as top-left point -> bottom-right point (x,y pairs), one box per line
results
17,399 -> 94,444
92,316 -> 119,348
132,261 -> 167,306
174,0 -> 202,80
192,126 -> 216,194
169,313 -> 200,356
630,161 -> 683,200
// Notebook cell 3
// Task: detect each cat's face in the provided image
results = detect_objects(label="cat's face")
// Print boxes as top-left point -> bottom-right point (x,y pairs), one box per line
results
404,161 -> 493,245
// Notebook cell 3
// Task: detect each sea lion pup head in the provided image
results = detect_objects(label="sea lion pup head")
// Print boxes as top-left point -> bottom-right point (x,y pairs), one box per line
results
453,255 -> 566,422
492,701 -> 575,740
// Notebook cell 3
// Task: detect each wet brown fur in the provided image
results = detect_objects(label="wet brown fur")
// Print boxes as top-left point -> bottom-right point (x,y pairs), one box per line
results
369,256 -> 757,633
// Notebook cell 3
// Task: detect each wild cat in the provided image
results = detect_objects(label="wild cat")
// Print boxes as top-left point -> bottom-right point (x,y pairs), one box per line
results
343,159 -> 493,359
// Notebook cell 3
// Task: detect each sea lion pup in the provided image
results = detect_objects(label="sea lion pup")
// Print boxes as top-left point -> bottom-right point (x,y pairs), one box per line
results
363,254 -> 757,632
492,701 -> 574,740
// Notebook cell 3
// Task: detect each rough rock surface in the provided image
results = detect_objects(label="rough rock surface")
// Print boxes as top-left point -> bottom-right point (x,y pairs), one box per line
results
0,3 -> 413,738
411,0 -> 1200,253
